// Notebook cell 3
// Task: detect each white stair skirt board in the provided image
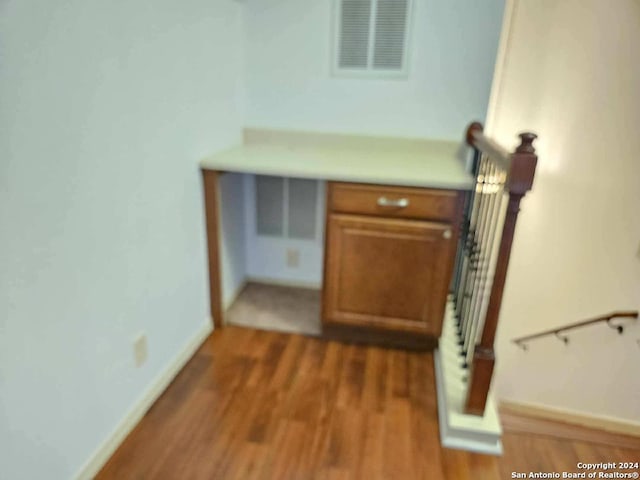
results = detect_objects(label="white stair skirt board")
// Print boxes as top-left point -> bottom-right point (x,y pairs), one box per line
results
434,302 -> 503,455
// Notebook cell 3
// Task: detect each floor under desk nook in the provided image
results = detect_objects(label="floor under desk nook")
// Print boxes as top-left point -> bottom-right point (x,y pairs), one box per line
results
226,282 -> 322,336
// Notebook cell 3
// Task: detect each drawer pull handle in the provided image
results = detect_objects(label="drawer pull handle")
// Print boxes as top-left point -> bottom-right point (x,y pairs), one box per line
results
377,196 -> 409,208
443,229 -> 452,239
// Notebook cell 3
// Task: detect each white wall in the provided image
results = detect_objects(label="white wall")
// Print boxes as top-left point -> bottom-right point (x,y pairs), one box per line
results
219,173 -> 248,308
0,1 -> 244,478
239,0 -> 506,288
488,0 -> 640,425
243,0 -> 505,139
244,176 -> 326,287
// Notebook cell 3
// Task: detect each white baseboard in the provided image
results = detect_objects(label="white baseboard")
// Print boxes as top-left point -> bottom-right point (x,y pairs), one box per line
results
223,279 -> 248,311
246,275 -> 321,290
500,400 -> 640,438
74,320 -> 213,480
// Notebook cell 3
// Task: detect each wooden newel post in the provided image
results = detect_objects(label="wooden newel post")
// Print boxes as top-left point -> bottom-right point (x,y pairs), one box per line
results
464,132 -> 538,416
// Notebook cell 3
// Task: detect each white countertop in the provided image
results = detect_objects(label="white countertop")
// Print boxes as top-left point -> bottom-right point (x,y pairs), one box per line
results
200,129 -> 474,190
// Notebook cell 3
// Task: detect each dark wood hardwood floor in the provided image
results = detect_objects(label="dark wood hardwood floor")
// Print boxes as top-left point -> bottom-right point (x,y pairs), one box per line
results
97,326 -> 639,479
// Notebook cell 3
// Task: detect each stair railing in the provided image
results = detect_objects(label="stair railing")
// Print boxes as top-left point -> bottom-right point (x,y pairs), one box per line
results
512,311 -> 639,350
451,122 -> 538,416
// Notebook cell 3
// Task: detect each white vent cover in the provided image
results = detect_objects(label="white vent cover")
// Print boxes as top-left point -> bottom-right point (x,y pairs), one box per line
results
255,176 -> 319,240
334,0 -> 412,77
256,176 -> 285,236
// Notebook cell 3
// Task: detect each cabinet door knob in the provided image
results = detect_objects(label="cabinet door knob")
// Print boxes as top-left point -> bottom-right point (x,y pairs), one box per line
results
443,229 -> 452,239
377,196 -> 409,208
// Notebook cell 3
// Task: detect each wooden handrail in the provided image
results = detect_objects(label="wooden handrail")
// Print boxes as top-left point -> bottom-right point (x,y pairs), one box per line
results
462,122 -> 538,416
466,121 -> 538,192
466,121 -> 511,172
512,311 -> 639,349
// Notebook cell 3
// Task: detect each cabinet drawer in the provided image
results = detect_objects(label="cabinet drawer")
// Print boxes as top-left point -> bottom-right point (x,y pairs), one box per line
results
329,182 -> 460,221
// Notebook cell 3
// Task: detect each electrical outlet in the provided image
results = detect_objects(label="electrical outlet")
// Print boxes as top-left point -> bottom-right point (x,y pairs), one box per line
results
286,248 -> 300,268
133,333 -> 148,367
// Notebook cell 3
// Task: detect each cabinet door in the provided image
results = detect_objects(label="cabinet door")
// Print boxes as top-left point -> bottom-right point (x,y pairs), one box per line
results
323,213 -> 454,336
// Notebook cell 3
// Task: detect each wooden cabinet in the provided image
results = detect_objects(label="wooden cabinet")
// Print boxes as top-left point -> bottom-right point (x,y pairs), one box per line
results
322,182 -> 463,348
